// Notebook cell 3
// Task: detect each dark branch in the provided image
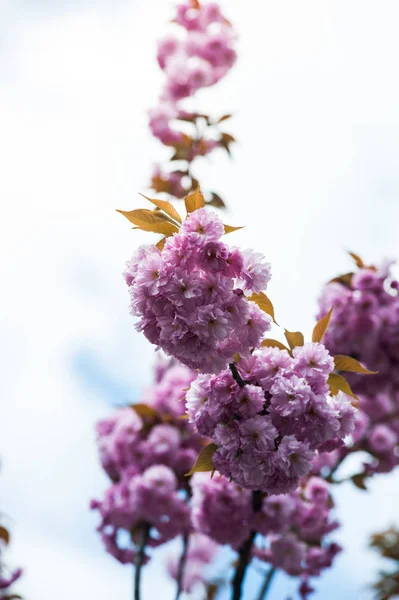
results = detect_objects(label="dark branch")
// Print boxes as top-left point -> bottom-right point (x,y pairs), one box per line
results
229,363 -> 247,388
175,533 -> 189,600
134,523 -> 150,600
231,491 -> 264,600
231,531 -> 257,600
256,566 -> 277,600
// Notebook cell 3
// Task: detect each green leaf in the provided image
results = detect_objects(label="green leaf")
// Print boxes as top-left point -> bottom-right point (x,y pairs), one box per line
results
248,292 -> 278,325
334,355 -> 377,375
131,403 -> 159,420
261,339 -> 291,352
186,443 -> 218,476
117,209 -> 179,236
185,186 -> 205,213
139,194 -> 182,224
224,224 -> 244,234
0,526 -> 10,545
348,251 -> 365,269
328,372 -> 358,401
284,330 -> 304,350
312,307 -> 334,343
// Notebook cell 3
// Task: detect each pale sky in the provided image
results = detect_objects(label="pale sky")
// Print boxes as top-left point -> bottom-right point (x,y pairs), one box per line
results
1,1 -> 399,598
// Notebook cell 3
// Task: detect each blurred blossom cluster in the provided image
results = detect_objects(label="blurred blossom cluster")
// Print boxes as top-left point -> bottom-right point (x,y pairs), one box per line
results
91,359 -> 203,563
318,259 -> 399,397
191,473 -> 341,599
166,533 -> 219,594
316,258 -> 399,485
149,0 -> 237,203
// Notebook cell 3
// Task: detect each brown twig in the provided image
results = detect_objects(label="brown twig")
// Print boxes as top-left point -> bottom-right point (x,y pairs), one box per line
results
231,490 -> 264,600
229,363 -> 247,388
175,533 -> 189,600
256,566 -> 277,600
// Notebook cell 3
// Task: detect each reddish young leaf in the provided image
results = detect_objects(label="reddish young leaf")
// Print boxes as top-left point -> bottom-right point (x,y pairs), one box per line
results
207,192 -> 225,208
312,307 -> 334,343
261,339 -> 291,353
0,526 -> 10,545
155,238 -> 167,251
334,355 -> 377,375
328,372 -> 358,401
351,473 -> 368,490
186,443 -> 218,476
329,272 -> 354,287
348,251 -> 365,269
139,194 -> 182,224
217,114 -> 232,124
249,292 -> 277,324
117,209 -> 179,236
185,186 -> 205,213
284,330 -> 305,350
131,403 -> 159,420
224,224 -> 244,234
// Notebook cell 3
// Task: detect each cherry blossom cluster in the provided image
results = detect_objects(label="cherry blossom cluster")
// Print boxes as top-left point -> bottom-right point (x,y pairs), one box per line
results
124,208 -> 272,373
187,344 -> 356,493
318,260 -> 399,397
316,259 -> 399,483
313,390 -> 399,484
91,359 -> 202,563
157,1 -> 236,103
149,0 -> 237,201
91,465 -> 191,563
167,533 -> 219,594
254,477 -> 341,600
353,393 -> 399,475
190,473 -> 341,599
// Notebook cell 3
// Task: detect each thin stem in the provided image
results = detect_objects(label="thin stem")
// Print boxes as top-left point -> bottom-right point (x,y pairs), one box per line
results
134,523 -> 150,600
231,531 -> 257,600
231,491 -> 264,600
175,533 -> 189,600
256,567 -> 277,600
229,363 -> 247,388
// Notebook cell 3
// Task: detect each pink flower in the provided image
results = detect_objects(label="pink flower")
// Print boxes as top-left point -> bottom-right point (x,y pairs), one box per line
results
269,533 -> 306,575
238,249 -> 272,294
270,375 -> 312,417
277,436 -> 313,479
369,424 -> 397,454
179,207 -> 225,240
